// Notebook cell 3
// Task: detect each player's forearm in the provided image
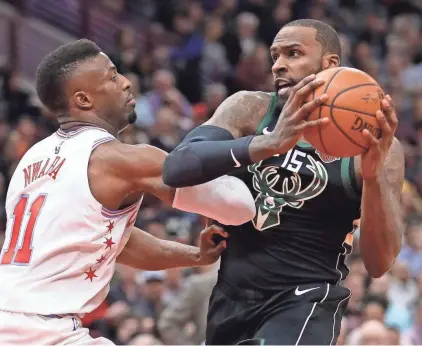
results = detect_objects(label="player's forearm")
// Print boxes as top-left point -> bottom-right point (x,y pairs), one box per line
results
117,228 -> 200,270
147,240 -> 201,270
359,174 -> 403,278
162,126 -> 278,188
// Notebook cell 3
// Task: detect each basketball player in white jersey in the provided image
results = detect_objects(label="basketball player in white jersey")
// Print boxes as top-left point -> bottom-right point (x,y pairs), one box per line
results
0,39 -> 256,344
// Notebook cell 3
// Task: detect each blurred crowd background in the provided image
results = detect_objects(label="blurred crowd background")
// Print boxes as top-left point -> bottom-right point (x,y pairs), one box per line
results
0,0 -> 422,344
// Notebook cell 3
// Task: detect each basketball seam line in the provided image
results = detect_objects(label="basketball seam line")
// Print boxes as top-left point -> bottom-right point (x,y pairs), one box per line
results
319,68 -> 345,156
320,104 -> 377,117
329,83 -> 379,150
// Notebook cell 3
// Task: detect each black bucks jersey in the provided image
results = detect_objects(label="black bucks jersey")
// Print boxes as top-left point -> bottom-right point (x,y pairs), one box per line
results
219,93 -> 362,292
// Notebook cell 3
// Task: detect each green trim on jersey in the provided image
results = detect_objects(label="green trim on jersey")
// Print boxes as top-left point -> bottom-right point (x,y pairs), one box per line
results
256,93 -> 277,135
296,140 -> 312,148
341,157 -> 360,201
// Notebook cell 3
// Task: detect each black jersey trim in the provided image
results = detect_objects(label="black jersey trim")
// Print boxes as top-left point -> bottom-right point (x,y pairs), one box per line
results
340,158 -> 360,201
256,93 -> 277,135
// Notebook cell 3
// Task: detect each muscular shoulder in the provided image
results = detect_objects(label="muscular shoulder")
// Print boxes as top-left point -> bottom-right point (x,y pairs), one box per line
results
204,91 -> 272,138
90,141 -> 165,175
88,141 -> 167,208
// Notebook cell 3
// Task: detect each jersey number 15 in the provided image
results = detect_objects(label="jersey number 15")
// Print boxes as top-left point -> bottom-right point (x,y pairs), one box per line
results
0,194 -> 47,265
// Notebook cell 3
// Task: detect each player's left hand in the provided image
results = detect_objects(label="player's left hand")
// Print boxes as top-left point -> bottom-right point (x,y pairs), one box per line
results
360,95 -> 398,181
198,225 -> 228,265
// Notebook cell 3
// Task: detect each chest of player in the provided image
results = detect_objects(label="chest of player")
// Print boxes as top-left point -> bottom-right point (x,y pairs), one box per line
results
231,142 -> 361,229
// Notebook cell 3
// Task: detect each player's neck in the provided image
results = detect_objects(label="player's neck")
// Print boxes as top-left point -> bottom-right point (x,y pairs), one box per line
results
59,120 -> 117,137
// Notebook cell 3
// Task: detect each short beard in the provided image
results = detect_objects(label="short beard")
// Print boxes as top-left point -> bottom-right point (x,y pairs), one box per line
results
117,110 -> 137,135
128,110 -> 137,124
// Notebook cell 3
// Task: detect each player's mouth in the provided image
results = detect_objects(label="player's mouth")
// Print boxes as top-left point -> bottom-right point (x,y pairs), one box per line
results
126,94 -> 136,106
275,78 -> 295,98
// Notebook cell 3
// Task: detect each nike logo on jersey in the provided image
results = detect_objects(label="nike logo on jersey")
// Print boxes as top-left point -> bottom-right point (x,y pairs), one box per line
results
263,127 -> 272,135
230,149 -> 241,168
294,286 -> 320,296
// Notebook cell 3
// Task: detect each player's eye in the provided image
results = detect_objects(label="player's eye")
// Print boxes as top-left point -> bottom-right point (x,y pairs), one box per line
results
111,74 -> 118,82
271,54 -> 279,62
289,50 -> 301,58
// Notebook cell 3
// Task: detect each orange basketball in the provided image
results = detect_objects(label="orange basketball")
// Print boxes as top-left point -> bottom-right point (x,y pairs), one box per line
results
303,67 -> 384,157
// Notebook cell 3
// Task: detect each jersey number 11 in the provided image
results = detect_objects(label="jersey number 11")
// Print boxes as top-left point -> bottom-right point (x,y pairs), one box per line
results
0,194 -> 47,265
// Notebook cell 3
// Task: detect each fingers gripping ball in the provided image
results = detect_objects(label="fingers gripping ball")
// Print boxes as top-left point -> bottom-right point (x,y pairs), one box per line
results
303,67 -> 384,157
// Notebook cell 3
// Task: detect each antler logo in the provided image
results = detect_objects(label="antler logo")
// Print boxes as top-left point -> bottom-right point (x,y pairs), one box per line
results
248,155 -> 328,231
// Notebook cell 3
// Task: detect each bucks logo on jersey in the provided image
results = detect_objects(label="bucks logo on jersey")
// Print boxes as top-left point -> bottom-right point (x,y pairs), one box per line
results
248,149 -> 328,231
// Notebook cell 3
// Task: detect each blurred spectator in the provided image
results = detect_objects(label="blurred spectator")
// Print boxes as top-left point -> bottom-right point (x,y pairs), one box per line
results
344,273 -> 365,331
170,9 -> 204,103
361,295 -> 389,323
388,261 -> 418,309
115,315 -> 143,344
398,218 -> 422,278
2,70 -> 30,125
221,11 -> 260,67
149,106 -> 185,153
135,271 -> 168,320
164,267 -> 184,303
110,26 -> 138,74
158,262 -> 218,344
130,333 -> 163,345
404,300 -> 422,345
235,42 -> 271,91
356,320 -> 389,345
135,69 -> 192,129
259,0 -> 293,47
109,265 -> 140,305
347,295 -> 389,344
192,83 -> 228,124
201,16 -> 230,86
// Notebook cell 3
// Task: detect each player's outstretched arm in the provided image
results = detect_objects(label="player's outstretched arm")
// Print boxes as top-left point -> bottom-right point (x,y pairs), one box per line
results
358,95 -> 404,278
117,225 -> 227,270
89,142 -> 255,225
163,75 -> 329,187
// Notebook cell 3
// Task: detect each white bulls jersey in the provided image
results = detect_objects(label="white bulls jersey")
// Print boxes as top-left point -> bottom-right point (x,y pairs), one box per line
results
0,126 -> 141,315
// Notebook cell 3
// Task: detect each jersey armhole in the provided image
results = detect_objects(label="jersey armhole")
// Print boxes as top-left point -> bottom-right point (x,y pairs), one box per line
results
255,92 -> 277,135
340,157 -> 361,202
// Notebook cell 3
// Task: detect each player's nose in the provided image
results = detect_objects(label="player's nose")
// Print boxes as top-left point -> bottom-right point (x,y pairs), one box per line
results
121,74 -> 132,91
272,57 -> 288,76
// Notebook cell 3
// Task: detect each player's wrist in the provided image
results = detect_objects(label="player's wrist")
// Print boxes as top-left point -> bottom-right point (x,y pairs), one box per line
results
362,170 -> 385,186
191,247 -> 202,265
249,135 -> 280,161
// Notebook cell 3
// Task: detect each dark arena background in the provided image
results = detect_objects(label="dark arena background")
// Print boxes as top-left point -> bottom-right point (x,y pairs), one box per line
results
0,0 -> 421,344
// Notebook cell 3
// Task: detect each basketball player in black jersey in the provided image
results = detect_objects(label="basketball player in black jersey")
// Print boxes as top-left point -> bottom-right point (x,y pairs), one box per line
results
163,19 -> 405,345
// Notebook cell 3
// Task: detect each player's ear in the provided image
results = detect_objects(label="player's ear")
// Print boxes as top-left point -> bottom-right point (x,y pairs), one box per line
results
323,54 -> 340,69
73,91 -> 93,110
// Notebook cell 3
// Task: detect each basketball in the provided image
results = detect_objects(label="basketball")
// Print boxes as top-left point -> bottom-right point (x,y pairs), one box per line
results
303,67 -> 385,157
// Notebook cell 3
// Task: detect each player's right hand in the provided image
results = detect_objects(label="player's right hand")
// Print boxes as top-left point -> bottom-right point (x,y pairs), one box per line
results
269,74 -> 330,154
198,225 -> 228,265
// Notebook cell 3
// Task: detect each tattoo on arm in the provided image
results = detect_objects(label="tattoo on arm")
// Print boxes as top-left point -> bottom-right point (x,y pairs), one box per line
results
205,91 -> 272,138
384,138 -> 405,202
